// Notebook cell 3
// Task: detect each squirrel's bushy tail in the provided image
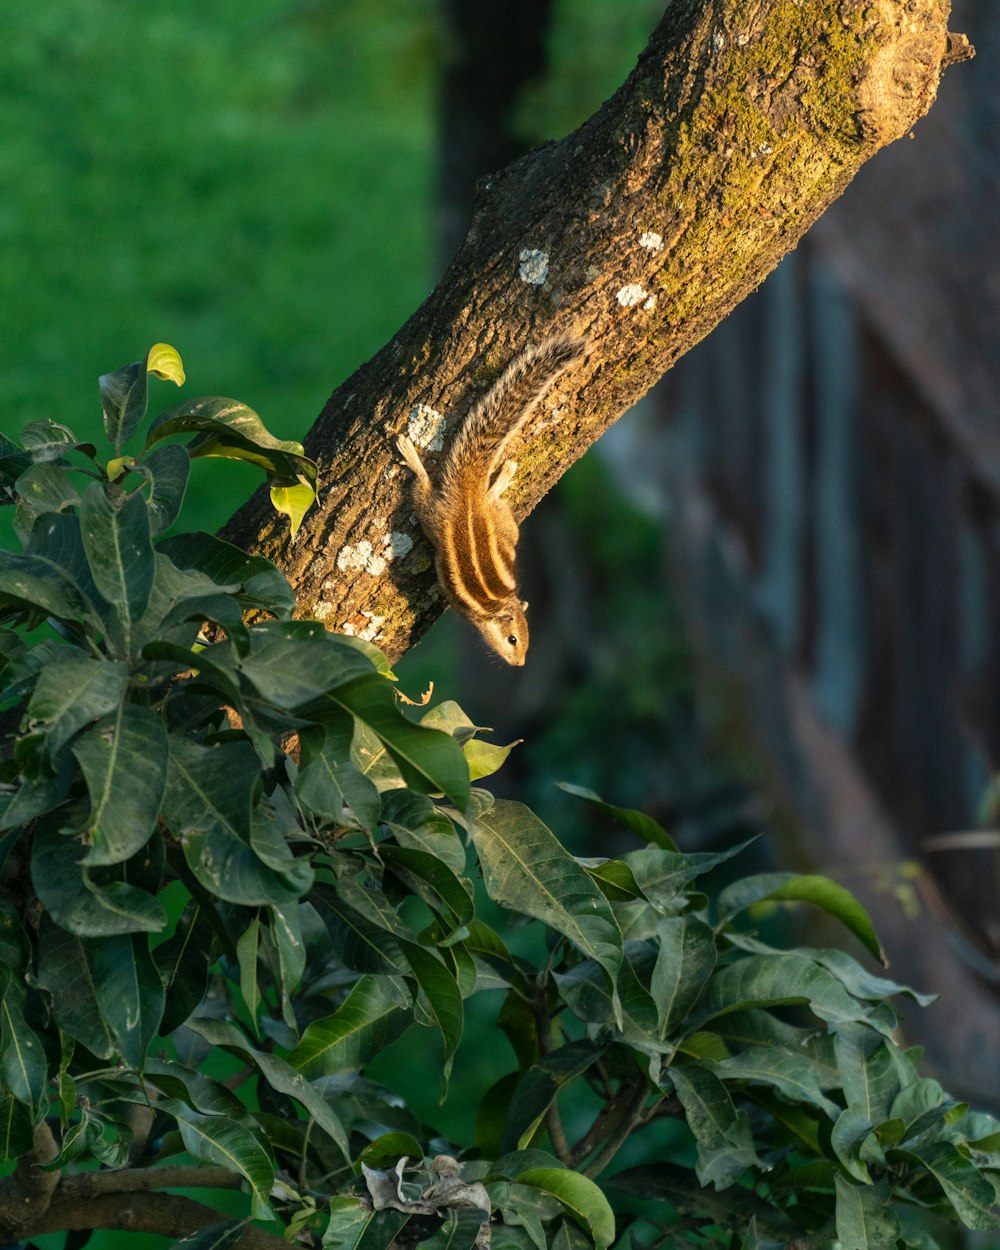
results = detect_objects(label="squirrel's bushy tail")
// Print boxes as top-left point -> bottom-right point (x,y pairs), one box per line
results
444,333 -> 586,486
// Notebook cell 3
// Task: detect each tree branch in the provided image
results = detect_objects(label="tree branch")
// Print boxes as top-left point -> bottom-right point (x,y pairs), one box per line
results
57,1164 -> 245,1199
22,1191 -> 288,1250
219,0 -> 966,664
0,1119 -> 60,1237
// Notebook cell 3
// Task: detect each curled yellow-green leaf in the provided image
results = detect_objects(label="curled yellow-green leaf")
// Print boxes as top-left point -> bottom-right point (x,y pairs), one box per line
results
146,343 -> 186,387
270,479 -> 316,539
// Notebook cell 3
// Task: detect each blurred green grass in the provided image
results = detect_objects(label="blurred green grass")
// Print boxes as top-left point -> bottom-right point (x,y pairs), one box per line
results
0,0 -> 438,535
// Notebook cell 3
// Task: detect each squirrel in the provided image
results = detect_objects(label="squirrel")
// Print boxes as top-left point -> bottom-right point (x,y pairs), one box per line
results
396,333 -> 586,666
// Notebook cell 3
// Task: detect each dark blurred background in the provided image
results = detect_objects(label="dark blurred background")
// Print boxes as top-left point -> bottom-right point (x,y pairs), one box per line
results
2,0 -> 997,1159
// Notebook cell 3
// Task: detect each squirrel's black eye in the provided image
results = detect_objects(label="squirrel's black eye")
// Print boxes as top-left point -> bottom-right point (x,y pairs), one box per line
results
507,635 -> 517,647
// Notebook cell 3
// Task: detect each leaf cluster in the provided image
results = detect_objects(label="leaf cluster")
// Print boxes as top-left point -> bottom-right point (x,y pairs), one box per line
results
0,354 -> 997,1250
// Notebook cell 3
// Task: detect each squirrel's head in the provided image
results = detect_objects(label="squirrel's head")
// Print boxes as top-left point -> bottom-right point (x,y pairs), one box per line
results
477,599 -> 529,666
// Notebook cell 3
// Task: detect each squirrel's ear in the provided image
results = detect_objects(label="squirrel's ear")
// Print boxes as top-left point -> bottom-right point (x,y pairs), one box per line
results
520,600 -> 529,612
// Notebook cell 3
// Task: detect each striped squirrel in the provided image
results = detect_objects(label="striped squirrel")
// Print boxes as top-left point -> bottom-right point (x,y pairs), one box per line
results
396,333 -> 586,665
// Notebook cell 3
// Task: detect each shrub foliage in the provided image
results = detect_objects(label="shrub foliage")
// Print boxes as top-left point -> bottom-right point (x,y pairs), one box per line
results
0,351 -> 998,1249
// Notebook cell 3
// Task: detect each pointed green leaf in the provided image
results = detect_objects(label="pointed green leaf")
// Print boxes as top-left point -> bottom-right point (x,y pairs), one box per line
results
0,969 -> 47,1113
154,899 -> 214,1033
712,1046 -> 841,1117
669,1064 -> 762,1190
240,620 -> 372,707
324,674 -> 469,809
380,790 -> 466,874
470,802 -> 622,1019
35,916 -> 116,1059
296,722 -> 381,830
32,819 -> 166,936
90,932 -> 165,1068
322,1198 -> 410,1250
558,783 -> 677,850
288,975 -> 409,1078
694,954 -> 886,1034
718,873 -> 883,963
188,1016 -> 350,1162
0,548 -> 91,621
79,482 -> 154,653
270,479 -> 315,538
650,914 -> 716,1037
0,1092 -> 34,1162
381,846 -> 474,928
835,1027 -> 900,1123
160,1098 -> 274,1221
899,1142 -> 1000,1230
164,737 -> 307,906
515,1169 -> 615,1250
398,938 -> 463,1086
502,1041 -> 606,1153
834,1175 -> 900,1249
157,531 -> 294,618
140,442 -> 190,536
73,703 -> 168,865
28,654 -> 128,757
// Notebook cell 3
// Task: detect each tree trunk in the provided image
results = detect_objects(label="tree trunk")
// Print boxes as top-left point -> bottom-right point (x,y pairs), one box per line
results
220,0 -> 969,665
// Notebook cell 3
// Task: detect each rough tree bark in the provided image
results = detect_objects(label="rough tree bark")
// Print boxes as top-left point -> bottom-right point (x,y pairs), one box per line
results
220,0 -> 970,665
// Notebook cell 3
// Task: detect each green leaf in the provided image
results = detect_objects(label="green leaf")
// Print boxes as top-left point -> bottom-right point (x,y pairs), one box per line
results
0,968 -> 47,1114
470,802 -> 622,1021
502,1041 -> 606,1152
0,547 -> 91,622
0,1093 -> 34,1162
381,846 -> 474,929
554,952 -> 659,1057
322,1198 -> 410,1250
357,1131 -> 425,1168
296,722 -> 381,830
73,703 -> 168,865
239,620 -> 373,707
834,1175 -> 900,1249
187,1016 -> 351,1162
397,938 -> 463,1087
694,953 -> 888,1034
154,899 -> 214,1033
164,737 -> 309,906
834,1026 -> 900,1123
32,819 -> 166,936
14,461 -> 81,521
79,481 -> 155,653
324,674 -> 470,809
558,783 -> 678,850
717,873 -> 883,963
90,932 -> 165,1068
160,1097 -> 274,1221
27,654 -> 128,758
650,914 -> 716,1037
669,1064 -> 762,1190
237,916 -> 262,1026
147,396 -> 317,490
380,790 -> 467,874
157,531 -> 294,618
515,1169 -> 615,1250
140,442 -> 190,536
899,1142 -> 1000,1230
270,478 -> 315,538
101,345 -> 183,452
711,1045 -> 841,1117
20,419 -> 78,461
288,975 -> 409,1077
35,916 -> 116,1059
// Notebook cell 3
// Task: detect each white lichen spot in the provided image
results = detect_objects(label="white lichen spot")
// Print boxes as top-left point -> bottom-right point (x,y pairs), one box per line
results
313,600 -> 332,621
341,621 -> 358,636
713,29 -> 726,50
387,531 -> 414,560
407,403 -> 446,450
358,612 -> 386,643
337,540 -> 386,576
757,142 -> 773,156
617,284 -> 649,308
518,248 -> 549,285
643,295 -> 657,311
639,231 -> 663,252
737,32 -> 750,46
